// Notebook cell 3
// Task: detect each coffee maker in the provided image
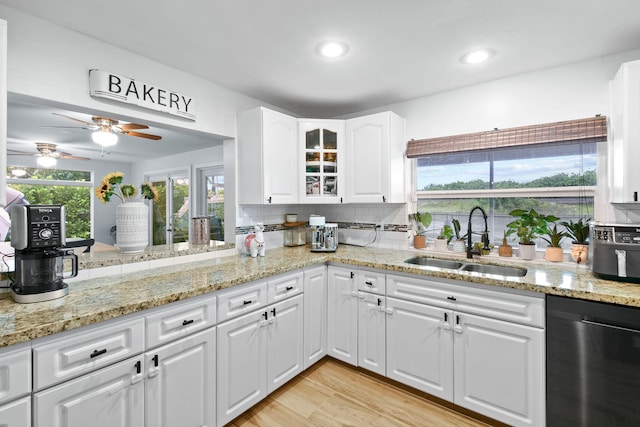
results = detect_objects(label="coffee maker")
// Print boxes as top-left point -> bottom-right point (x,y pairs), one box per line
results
10,205 -> 78,303
309,216 -> 338,252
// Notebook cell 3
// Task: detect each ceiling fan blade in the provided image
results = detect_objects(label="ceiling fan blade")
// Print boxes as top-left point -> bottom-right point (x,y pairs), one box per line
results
52,112 -> 95,126
7,149 -> 32,156
59,154 -> 90,161
120,123 -> 149,131
39,125 -> 96,130
123,131 -> 162,140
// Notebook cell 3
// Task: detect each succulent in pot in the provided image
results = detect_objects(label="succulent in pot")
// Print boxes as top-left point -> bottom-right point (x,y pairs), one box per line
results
560,218 -> 591,264
434,224 -> 453,251
506,208 -> 559,260
541,223 -> 568,262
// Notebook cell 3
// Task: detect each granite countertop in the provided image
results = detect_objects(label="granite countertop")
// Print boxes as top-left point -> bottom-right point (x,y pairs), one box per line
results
1,244 -> 639,348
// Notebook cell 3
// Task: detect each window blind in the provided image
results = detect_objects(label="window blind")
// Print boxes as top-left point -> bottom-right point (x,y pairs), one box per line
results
406,115 -> 607,158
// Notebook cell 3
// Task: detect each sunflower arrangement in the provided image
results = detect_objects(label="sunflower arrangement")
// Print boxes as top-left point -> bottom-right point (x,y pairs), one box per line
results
95,172 -> 159,204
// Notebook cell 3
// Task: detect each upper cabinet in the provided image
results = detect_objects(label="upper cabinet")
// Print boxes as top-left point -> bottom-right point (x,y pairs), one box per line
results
237,107 -> 298,204
299,120 -> 345,204
345,112 -> 406,203
610,60 -> 640,203
236,107 -> 406,205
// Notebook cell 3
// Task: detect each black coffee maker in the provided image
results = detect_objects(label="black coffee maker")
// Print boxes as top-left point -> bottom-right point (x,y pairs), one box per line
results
10,205 -> 78,303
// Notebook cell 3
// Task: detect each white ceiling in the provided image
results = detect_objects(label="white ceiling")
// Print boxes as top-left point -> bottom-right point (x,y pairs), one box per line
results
2,0 -> 640,162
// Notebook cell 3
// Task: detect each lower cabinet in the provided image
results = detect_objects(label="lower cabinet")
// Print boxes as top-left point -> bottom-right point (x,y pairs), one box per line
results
357,292 -> 386,376
217,294 -> 304,426
33,355 -> 145,427
303,265 -> 327,369
386,297 -> 453,400
145,327 -> 216,427
327,265 -> 358,365
0,396 -> 31,426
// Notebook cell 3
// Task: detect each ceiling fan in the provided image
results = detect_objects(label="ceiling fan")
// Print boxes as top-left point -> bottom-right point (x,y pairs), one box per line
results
48,113 -> 162,145
8,142 -> 90,168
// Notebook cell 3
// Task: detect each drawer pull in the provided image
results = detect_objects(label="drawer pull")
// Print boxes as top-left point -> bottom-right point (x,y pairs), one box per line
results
182,319 -> 194,326
285,286 -> 293,291
365,281 -> 373,286
447,296 -> 457,301
243,300 -> 252,305
90,348 -> 107,359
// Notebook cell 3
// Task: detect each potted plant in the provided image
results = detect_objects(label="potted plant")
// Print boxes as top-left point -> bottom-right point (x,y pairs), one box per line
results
506,208 -> 559,260
541,223 -> 568,262
498,230 -> 513,257
434,224 -> 453,251
561,218 -> 591,264
451,219 -> 466,253
410,212 -> 432,249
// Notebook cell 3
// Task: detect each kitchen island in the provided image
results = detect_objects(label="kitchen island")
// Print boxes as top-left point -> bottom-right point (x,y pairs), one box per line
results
1,244 -> 638,348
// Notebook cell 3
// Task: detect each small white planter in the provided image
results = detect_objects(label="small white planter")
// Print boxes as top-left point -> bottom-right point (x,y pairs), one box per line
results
518,243 -> 536,260
451,240 -> 466,253
434,239 -> 449,251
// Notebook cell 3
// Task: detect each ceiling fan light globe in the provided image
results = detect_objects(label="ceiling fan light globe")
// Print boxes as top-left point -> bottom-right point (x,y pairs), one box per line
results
37,155 -> 57,168
92,131 -> 118,147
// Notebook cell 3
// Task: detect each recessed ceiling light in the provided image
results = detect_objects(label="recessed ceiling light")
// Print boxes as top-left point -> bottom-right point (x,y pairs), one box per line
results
460,48 -> 496,64
316,41 -> 349,58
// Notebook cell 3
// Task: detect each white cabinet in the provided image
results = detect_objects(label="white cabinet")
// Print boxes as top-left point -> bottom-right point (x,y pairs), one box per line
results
237,107 -> 298,204
386,273 -> 544,427
327,265 -> 358,365
299,119 -> 345,203
217,294 -> 303,426
345,111 -> 406,203
357,292 -> 386,376
453,312 -> 544,427
386,296 -> 453,400
145,327 -> 216,427
0,343 -> 31,406
609,60 -> 640,203
33,355 -> 145,427
0,396 -> 30,427
303,265 -> 327,369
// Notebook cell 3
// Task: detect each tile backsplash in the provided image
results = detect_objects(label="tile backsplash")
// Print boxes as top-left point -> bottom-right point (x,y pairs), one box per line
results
235,203 -> 412,252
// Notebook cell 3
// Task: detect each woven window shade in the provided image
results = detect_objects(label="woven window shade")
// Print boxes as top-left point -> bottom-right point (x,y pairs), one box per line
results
406,115 -> 607,158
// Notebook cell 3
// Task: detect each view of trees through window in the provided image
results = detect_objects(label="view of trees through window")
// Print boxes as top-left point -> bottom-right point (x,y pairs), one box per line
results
7,167 -> 92,240
416,142 -> 596,249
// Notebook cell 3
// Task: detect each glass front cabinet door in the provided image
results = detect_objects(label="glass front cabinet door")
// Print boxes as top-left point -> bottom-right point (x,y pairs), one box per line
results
299,120 -> 345,203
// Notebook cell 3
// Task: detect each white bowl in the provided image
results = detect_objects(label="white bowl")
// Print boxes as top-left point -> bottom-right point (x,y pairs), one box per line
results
286,214 -> 298,223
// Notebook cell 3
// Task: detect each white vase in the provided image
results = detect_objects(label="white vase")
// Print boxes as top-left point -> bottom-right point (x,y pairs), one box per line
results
116,202 -> 149,253
434,239 -> 449,251
452,240 -> 466,253
519,243 -> 536,260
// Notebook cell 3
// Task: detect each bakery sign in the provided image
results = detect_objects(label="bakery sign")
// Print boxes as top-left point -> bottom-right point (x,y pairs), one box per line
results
89,69 -> 196,121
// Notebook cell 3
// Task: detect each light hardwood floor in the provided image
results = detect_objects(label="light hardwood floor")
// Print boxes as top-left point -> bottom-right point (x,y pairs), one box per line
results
228,358 -> 499,427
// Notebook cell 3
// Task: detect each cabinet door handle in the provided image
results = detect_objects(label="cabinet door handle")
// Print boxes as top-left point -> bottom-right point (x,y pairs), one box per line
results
382,195 -> 386,203
135,360 -> 142,374
182,319 -> 194,326
365,281 -> 373,287
243,300 -> 252,305
377,298 -> 382,307
350,272 -> 355,279
90,348 -> 107,359
262,311 -> 268,321
444,313 -> 448,322
152,354 -> 159,367
447,296 -> 457,301
271,308 -> 277,317
267,196 -> 272,203
285,286 -> 293,291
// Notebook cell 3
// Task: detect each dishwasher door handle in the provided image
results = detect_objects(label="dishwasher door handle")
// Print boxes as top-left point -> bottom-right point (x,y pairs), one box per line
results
581,319 -> 640,335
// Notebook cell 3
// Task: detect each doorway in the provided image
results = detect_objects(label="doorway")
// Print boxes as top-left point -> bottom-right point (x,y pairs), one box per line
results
197,166 -> 224,241
148,171 -> 190,245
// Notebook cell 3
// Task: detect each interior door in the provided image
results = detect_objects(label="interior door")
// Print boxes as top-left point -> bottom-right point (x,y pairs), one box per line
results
149,171 -> 190,245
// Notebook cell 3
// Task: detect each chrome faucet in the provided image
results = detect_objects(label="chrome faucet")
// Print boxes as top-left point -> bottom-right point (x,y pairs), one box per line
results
467,206 -> 490,259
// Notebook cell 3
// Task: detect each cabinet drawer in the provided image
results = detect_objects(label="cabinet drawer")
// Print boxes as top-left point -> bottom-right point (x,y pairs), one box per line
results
0,396 -> 30,425
267,271 -> 303,303
217,280 -> 267,323
387,274 -> 544,328
0,344 -> 31,405
357,269 -> 386,295
33,317 -> 145,390
146,293 -> 217,349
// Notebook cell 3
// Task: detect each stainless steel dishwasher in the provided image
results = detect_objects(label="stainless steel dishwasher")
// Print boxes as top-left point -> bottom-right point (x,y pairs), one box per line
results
547,295 -> 640,426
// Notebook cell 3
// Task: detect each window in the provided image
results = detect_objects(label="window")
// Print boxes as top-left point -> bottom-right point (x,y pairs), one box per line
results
416,142 -> 596,249
6,167 -> 93,239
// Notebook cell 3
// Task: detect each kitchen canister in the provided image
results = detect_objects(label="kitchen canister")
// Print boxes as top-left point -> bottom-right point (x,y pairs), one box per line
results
191,217 -> 210,245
